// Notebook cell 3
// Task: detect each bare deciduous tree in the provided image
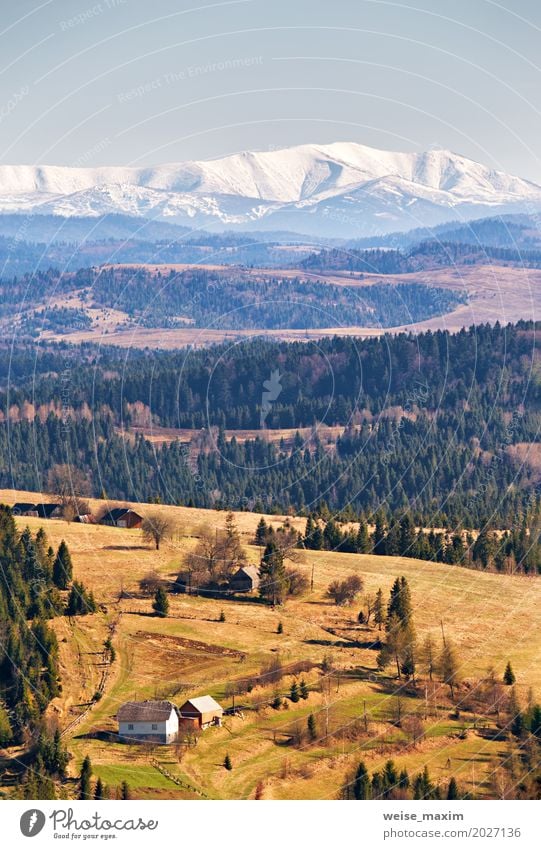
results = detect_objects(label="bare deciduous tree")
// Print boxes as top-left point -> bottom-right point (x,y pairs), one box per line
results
142,513 -> 175,550
47,463 -> 92,519
327,574 -> 364,605
139,570 -> 165,596
183,520 -> 247,583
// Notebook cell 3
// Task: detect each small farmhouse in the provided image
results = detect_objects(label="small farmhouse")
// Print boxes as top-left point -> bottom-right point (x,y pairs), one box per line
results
11,502 -> 63,519
179,696 -> 223,729
100,507 -> 143,529
11,503 -> 39,517
230,565 -> 260,593
36,503 -> 63,519
117,700 -> 179,743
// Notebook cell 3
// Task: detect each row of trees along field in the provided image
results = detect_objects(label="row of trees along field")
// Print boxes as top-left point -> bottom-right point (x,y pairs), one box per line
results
251,512 -> 541,576
300,513 -> 541,574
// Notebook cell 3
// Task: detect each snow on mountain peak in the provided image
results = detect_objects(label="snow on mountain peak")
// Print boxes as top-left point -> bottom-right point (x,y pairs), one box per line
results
0,142 -> 539,237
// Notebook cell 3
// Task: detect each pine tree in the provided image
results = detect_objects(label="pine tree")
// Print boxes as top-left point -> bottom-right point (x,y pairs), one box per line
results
399,622 -> 417,681
79,755 -> 92,800
0,705 -> 13,746
224,753 -> 233,770
94,777 -> 105,800
413,766 -> 435,800
398,768 -> 410,790
290,682 -> 300,703
508,687 -> 524,737
255,517 -> 268,546
447,777 -> 459,800
503,661 -> 516,685
299,678 -> 309,700
66,581 -> 97,616
356,519 -> 370,553
52,540 -> 73,590
119,780 -> 131,800
353,761 -> 371,799
259,541 -> 287,605
530,704 -> 541,739
387,576 -> 412,626
374,588 -> 385,631
399,515 -> 415,556
304,515 -> 316,548
277,621 -> 283,634
152,586 -> 169,617
373,513 -> 387,555
307,713 -> 317,741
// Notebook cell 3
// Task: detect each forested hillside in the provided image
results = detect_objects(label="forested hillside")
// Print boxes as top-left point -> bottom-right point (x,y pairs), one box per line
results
1,322 -> 540,526
0,265 -> 462,332
0,509 -> 90,797
301,241 -> 541,273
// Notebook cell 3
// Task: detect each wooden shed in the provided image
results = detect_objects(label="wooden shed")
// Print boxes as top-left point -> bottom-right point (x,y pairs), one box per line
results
230,565 -> 260,593
100,507 -> 143,529
178,695 -> 224,729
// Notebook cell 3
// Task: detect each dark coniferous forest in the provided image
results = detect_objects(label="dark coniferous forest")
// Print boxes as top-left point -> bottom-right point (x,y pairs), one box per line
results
1,321 -> 540,528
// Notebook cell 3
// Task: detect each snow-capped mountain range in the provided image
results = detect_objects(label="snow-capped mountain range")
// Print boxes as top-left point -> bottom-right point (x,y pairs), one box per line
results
1,142 -> 540,238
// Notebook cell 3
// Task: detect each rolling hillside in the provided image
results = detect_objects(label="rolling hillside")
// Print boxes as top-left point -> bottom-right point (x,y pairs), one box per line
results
2,489 -> 539,800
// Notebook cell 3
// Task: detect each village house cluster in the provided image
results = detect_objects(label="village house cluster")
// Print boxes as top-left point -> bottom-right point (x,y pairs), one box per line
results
117,696 -> 224,744
12,502 -> 144,528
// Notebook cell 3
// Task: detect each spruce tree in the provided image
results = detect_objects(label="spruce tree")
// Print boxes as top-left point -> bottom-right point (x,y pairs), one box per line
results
79,755 -> 92,800
152,586 -> 169,617
120,780 -> 131,800
447,777 -> 459,800
299,678 -> 308,700
224,753 -> 232,770
259,541 -> 287,605
503,661 -> 516,685
356,520 -> 370,554
304,515 -> 316,548
290,682 -> 300,703
530,704 -> 541,739
255,517 -> 267,546
94,777 -> 105,800
509,687 -> 524,737
353,761 -> 371,799
307,713 -> 317,741
398,768 -> 410,790
52,540 -> 73,590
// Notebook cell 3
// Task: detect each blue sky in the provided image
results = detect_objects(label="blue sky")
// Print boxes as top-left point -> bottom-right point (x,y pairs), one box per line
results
1,0 -> 541,181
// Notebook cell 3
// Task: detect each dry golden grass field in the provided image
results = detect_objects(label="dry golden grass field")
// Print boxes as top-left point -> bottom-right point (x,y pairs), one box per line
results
2,488 -> 540,800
